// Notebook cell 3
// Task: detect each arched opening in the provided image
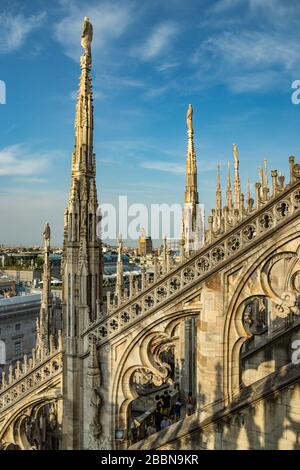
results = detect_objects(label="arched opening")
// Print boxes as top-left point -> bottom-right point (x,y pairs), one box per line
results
113,314 -> 200,449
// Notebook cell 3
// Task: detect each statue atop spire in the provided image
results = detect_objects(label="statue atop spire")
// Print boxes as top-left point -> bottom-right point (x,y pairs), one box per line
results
233,143 -> 239,168
81,16 -> 93,57
63,15 -> 103,447
216,163 -> 222,212
43,222 -> 51,249
115,234 -> 124,305
232,143 -> 242,212
186,104 -> 193,132
183,104 -> 205,254
36,223 -> 52,358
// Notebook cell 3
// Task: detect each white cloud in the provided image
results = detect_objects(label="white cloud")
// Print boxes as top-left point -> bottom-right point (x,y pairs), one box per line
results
0,144 -> 62,176
142,160 -> 185,174
156,61 -> 180,72
208,0 -> 300,33
196,0 -> 300,93
194,29 -> 300,92
0,12 -> 46,54
198,31 -> 299,72
54,2 -> 132,62
132,22 -> 179,61
143,85 -> 169,99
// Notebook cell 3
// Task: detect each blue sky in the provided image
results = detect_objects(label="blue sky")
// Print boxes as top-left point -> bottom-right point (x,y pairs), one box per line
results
0,0 -> 300,245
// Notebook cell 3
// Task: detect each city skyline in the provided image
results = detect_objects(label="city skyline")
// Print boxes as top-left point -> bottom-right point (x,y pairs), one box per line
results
0,0 -> 300,245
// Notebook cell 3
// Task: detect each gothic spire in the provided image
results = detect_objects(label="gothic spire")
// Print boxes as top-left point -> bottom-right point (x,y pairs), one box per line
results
63,15 -> 102,330
63,16 -> 103,449
37,223 -> 52,356
226,161 -> 233,210
185,104 -> 199,207
215,163 -> 222,212
180,212 -> 185,262
115,234 -> 123,304
183,104 -> 205,253
233,143 -> 241,211
42,222 -> 51,312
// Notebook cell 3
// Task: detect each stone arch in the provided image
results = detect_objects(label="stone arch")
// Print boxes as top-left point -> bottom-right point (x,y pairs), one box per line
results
223,230 -> 300,402
0,393 -> 62,450
110,309 -> 199,447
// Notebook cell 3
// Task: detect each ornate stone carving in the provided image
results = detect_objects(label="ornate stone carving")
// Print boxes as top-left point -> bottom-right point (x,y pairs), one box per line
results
273,291 -> 299,318
243,297 -> 268,335
87,334 -> 102,448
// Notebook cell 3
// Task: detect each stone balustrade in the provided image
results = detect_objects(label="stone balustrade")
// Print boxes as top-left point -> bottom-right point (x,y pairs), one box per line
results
0,335 -> 62,413
84,162 -> 300,345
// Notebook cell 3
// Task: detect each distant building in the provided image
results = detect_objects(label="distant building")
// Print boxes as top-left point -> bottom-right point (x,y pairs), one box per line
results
0,274 -> 16,297
138,228 -> 153,255
0,294 -> 40,372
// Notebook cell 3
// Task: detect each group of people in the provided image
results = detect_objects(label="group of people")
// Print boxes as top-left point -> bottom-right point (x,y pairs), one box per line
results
146,390 -> 195,436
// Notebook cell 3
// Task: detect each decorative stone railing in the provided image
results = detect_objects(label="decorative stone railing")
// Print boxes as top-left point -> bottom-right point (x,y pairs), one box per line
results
0,346 -> 63,413
84,178 -> 300,345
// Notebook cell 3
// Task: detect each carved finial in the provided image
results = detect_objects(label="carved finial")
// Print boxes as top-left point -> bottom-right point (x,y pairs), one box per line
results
217,163 -> 221,189
215,163 -> 222,212
263,159 -> 268,187
8,365 -> 13,384
180,211 -> 185,263
232,144 -> 241,212
247,176 -> 251,199
227,161 -> 231,190
1,371 -> 6,389
115,234 -> 124,305
233,143 -> 238,167
226,161 -> 233,210
23,354 -> 28,373
246,178 -> 254,211
186,104 -> 193,132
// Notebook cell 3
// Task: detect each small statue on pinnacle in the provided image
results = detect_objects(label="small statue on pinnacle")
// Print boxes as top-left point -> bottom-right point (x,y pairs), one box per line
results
43,222 -> 51,249
81,16 -> 93,58
186,104 -> 193,132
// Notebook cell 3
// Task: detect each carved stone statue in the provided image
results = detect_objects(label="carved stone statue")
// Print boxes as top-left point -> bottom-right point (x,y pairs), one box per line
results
243,297 -> 268,335
49,402 -> 57,431
186,104 -> 193,132
81,16 -> 93,57
233,144 -> 238,166
90,387 -> 102,438
43,222 -> 51,248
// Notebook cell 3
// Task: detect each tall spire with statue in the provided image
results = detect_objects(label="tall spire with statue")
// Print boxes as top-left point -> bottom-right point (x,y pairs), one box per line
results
36,223 -> 52,358
233,143 -> 242,212
115,234 -> 123,305
183,104 -> 205,255
62,17 -> 103,449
